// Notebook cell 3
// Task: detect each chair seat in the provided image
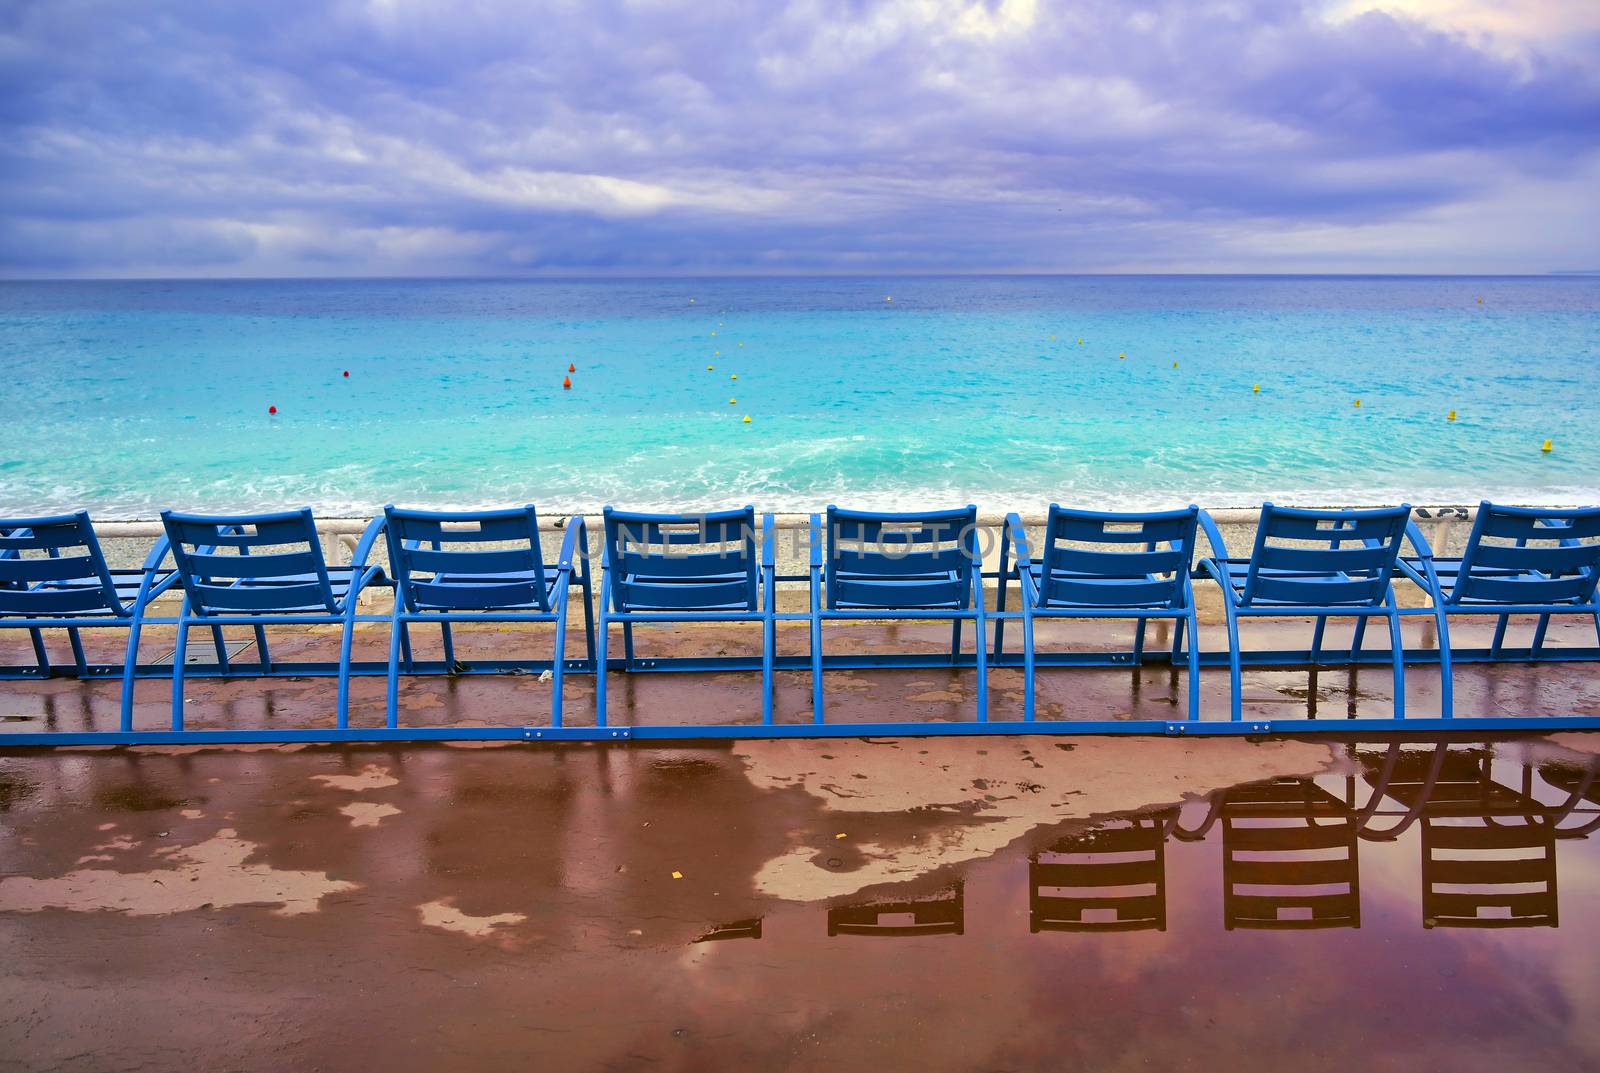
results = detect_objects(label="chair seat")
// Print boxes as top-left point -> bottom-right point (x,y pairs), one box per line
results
192,567 -> 385,614
614,569 -> 756,612
1024,563 -> 1179,610
1203,558 -> 1384,608
1402,556 -> 1599,607
830,570 -> 966,611
0,569 -> 177,619
407,568 -> 563,612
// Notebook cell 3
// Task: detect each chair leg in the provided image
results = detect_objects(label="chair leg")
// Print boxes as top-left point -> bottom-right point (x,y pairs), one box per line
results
973,611 -> 988,722
1170,614 -> 1186,660
580,567 -> 597,668
120,618 -> 147,733
1132,619 -> 1147,664
551,611 -> 568,729
949,616 -> 961,665
1435,607 -> 1455,718
1022,606 -> 1036,722
1310,615 -> 1327,663
1222,603 -> 1244,722
595,613 -> 610,728
28,628 -> 50,675
254,624 -> 272,673
211,624 -> 229,671
1386,609 -> 1405,719
761,610 -> 775,725
386,611 -> 403,729
67,628 -> 88,674
810,598 -> 825,725
336,610 -> 357,730
400,619 -> 414,670
1185,610 -> 1201,721
1491,613 -> 1510,658
171,618 -> 190,732
1351,615 -> 1370,659
623,621 -> 635,667
1531,613 -> 1552,654
441,621 -> 456,669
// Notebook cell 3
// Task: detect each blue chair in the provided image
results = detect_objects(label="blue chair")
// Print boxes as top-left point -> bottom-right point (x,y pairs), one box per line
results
812,505 -> 986,721
157,508 -> 389,730
1397,502 -> 1600,716
1,511 -> 180,729
597,506 -> 776,725
995,505 -> 1201,721
382,505 -> 594,728
1196,503 -> 1411,721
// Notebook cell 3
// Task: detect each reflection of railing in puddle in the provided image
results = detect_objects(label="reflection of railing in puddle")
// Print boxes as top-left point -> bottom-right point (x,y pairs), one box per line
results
827,884 -> 964,937
695,918 -> 763,942
1030,814 -> 1172,932
687,747 -> 1600,943
1219,778 -> 1361,930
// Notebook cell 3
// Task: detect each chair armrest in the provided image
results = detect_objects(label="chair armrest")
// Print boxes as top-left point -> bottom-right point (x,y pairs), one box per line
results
350,515 -> 388,573
1196,509 -> 1231,562
761,513 -> 776,570
1403,519 -> 1436,560
808,513 -> 823,570
1004,512 -> 1032,570
557,515 -> 588,572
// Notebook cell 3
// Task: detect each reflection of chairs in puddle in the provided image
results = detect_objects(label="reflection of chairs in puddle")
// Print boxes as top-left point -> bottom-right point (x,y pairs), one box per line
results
1221,777 -> 1360,930
1030,815 -> 1170,932
694,918 -> 762,942
1363,747 -> 1558,929
827,884 -> 964,937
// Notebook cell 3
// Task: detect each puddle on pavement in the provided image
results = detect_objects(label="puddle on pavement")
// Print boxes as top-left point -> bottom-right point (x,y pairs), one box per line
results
1,734 -> 1598,1072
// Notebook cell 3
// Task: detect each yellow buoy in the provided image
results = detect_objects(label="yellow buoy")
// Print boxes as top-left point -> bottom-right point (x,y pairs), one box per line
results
1477,297 -> 1483,304
1252,384 -> 1260,393
1354,399 -> 1361,407
1542,439 -> 1553,452
1447,410 -> 1456,421
729,398 -> 736,405
743,415 -> 751,423
714,350 -> 720,356
1118,352 -> 1125,360
731,373 -> 737,380
707,364 -> 714,371
711,331 -> 717,337
1050,335 -> 1056,341
738,341 -> 744,347
1172,361 -> 1179,368
1077,338 -> 1083,345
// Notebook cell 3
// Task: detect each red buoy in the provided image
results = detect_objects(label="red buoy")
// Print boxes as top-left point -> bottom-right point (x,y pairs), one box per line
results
568,363 -> 576,373
562,376 -> 572,390
342,370 -> 350,378
268,405 -> 278,415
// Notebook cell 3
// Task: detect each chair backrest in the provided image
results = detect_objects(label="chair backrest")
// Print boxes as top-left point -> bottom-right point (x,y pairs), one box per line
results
825,505 -> 978,610
0,511 -> 124,617
1038,504 -> 1198,608
603,506 -> 758,612
1240,503 -> 1410,607
1450,502 -> 1600,607
385,505 -> 550,613
161,507 -> 338,615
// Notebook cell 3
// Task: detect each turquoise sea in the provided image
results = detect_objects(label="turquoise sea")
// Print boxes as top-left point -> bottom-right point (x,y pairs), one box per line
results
0,276 -> 1595,518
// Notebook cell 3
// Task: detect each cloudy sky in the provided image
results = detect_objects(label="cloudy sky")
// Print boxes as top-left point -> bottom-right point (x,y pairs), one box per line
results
2,0 -> 1597,277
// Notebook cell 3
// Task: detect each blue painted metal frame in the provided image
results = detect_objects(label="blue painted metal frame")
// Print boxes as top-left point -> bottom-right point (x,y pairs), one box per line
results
383,504 -> 595,728
1195,503 -> 1413,721
0,512 -> 181,729
812,504 -> 988,721
993,505 -> 1203,722
153,507 -> 392,731
4,499 -> 1600,748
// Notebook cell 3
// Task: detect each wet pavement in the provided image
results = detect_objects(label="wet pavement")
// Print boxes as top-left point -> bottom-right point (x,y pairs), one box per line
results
3,732 -> 1600,1072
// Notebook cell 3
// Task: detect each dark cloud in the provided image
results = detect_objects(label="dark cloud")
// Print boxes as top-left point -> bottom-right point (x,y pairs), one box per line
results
1,0 -> 1596,276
